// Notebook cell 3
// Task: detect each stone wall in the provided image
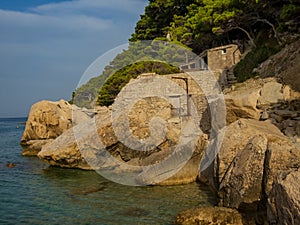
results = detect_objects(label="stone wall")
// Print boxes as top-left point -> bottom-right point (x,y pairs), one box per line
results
207,44 -> 241,71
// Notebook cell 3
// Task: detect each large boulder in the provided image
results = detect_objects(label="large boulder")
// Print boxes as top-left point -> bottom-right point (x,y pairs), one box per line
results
198,119 -> 299,224
200,119 -> 286,189
257,81 -> 284,107
267,170 -> 300,225
218,135 -> 268,208
38,97 -> 207,185
225,88 -> 261,124
264,139 -> 300,195
20,100 -> 90,155
175,207 -> 243,225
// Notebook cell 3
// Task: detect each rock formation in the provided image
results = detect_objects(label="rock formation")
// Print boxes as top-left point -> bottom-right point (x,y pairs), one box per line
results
181,40 -> 300,224
38,96 -> 208,185
21,39 -> 300,224
267,170 -> 300,225
20,99 -> 91,156
176,207 -> 243,225
218,135 -> 268,208
225,88 -> 261,124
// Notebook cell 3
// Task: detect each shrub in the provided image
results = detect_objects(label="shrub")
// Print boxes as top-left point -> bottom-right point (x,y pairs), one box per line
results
234,44 -> 280,82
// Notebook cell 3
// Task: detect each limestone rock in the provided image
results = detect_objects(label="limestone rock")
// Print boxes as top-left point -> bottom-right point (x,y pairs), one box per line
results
218,135 -> 268,208
38,109 -> 112,170
225,88 -> 261,124
256,39 -> 300,93
38,123 -> 91,170
20,100 -> 91,155
264,140 -> 300,195
267,170 -> 300,225
176,207 -> 243,225
38,97 -> 207,186
258,81 -> 283,107
201,119 -> 286,190
147,134 -> 207,186
21,139 -> 53,156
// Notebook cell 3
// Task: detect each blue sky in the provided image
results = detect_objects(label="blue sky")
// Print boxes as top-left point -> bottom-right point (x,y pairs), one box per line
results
0,0 -> 147,117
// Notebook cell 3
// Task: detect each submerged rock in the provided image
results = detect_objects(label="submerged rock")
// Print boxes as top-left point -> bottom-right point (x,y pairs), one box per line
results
119,208 -> 149,217
6,162 -> 16,168
176,206 -> 243,225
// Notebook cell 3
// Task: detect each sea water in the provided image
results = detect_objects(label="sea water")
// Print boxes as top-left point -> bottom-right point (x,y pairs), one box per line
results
0,118 -> 216,225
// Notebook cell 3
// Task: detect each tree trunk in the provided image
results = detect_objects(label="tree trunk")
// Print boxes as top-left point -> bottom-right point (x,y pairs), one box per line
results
256,19 -> 282,46
227,26 -> 256,48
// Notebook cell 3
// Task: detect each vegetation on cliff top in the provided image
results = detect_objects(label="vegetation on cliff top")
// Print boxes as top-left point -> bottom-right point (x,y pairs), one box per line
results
73,0 -> 299,107
97,61 -> 180,106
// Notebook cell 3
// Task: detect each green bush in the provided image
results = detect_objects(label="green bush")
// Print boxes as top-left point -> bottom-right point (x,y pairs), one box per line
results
234,44 -> 280,82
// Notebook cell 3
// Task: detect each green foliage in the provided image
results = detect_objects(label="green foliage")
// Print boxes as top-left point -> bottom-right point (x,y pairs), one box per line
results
74,0 -> 300,107
73,40 -> 193,108
130,0 -> 194,41
281,4 -> 300,20
97,61 -> 180,106
68,91 -> 75,104
234,43 -> 280,82
131,0 -> 299,53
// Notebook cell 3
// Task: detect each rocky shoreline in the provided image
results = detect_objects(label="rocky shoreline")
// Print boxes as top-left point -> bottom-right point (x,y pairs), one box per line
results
20,40 -> 300,224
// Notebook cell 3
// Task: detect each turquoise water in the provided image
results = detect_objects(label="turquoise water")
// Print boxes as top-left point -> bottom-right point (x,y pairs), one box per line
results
0,118 -> 216,225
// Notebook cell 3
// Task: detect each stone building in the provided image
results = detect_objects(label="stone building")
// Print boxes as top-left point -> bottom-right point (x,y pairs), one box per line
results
179,44 -> 241,72
206,44 -> 241,71
179,44 -> 243,88
196,44 -> 242,87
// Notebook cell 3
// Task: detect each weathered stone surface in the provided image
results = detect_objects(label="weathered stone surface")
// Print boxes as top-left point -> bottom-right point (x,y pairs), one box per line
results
20,100 -> 91,155
150,134 -> 207,186
176,207 -> 243,225
258,81 -> 283,107
256,39 -> 300,93
264,140 -> 300,195
21,139 -> 53,156
225,89 -> 261,124
201,119 -> 286,190
218,135 -> 268,208
267,170 -> 300,225
38,96 -> 207,185
38,124 -> 91,170
38,108 -> 112,170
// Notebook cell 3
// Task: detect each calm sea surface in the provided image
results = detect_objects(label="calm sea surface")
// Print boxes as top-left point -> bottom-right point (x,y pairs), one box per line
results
0,118 -> 216,225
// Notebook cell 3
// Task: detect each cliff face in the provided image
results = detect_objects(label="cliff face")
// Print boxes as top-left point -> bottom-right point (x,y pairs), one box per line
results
178,40 -> 300,225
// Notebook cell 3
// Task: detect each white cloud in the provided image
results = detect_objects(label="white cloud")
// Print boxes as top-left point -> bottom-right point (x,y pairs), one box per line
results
32,0 -> 146,15
0,0 -> 147,117
0,10 -> 113,35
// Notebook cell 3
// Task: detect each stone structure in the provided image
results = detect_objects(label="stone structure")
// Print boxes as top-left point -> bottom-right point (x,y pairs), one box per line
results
207,44 -> 241,71
179,44 -> 242,88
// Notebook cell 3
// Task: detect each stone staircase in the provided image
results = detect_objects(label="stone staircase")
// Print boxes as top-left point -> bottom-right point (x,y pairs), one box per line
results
226,68 -> 237,85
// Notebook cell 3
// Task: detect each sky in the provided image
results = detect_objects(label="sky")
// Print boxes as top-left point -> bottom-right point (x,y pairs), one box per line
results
0,0 -> 148,118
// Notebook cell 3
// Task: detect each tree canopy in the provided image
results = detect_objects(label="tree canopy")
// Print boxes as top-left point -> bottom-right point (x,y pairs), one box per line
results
72,0 -> 299,107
